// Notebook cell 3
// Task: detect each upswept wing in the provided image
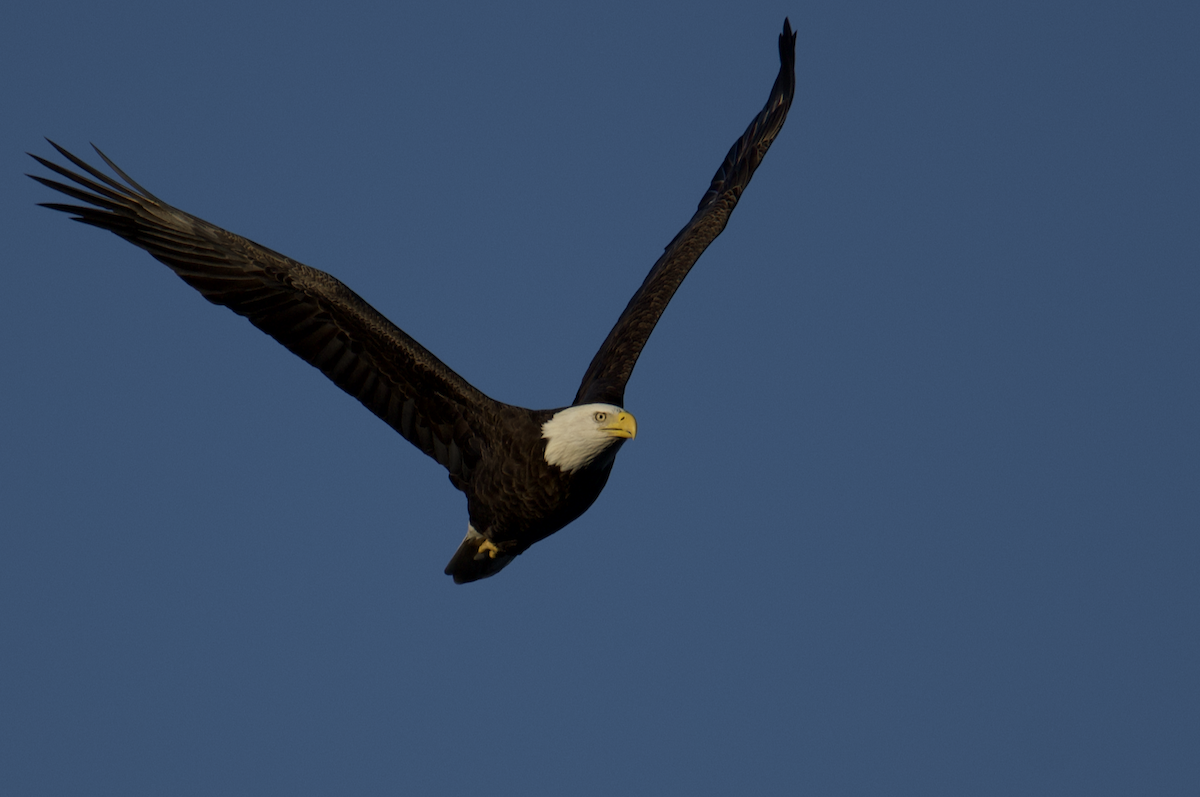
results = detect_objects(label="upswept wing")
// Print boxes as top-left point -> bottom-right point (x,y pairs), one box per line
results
29,141 -> 494,481
573,19 -> 797,407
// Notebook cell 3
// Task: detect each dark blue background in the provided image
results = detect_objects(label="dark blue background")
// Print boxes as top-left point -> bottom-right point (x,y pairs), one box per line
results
3,2 -> 1197,794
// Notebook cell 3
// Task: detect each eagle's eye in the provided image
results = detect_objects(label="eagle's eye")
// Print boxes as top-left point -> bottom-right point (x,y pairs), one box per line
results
594,411 -> 608,423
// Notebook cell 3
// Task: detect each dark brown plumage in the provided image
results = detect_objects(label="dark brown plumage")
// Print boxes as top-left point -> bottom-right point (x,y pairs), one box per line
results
29,19 -> 796,583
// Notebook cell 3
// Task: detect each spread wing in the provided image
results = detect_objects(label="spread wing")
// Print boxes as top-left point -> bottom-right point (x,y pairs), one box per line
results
29,141 -> 497,482
573,19 -> 797,407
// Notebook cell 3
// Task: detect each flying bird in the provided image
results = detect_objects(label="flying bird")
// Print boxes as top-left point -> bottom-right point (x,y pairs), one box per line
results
30,19 -> 796,583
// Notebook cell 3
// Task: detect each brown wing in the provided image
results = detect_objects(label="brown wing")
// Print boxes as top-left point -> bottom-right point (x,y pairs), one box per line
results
573,19 -> 797,407
30,141 -> 498,482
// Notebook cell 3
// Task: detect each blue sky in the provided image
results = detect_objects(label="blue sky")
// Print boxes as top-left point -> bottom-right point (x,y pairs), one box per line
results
3,1 -> 1198,794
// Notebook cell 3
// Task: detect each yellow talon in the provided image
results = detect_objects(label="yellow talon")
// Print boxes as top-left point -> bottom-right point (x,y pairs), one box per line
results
478,539 -> 501,559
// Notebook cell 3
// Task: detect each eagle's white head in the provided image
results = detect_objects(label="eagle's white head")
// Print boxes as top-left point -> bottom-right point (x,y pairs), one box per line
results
541,403 -> 637,473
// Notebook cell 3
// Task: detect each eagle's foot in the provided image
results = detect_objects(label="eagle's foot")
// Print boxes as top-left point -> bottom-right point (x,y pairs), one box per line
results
478,539 -> 505,559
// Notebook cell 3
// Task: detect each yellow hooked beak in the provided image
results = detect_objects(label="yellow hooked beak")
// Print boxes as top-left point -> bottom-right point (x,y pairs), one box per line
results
603,410 -> 637,440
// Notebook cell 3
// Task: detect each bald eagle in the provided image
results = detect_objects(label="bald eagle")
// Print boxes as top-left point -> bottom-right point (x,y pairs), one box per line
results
29,20 -> 796,583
